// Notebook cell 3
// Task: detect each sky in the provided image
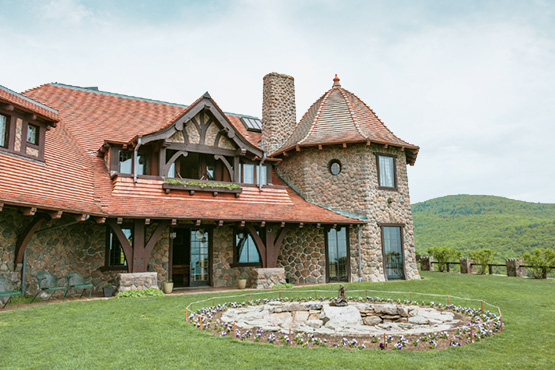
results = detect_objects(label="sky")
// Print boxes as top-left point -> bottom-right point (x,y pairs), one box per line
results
1,0 -> 554,204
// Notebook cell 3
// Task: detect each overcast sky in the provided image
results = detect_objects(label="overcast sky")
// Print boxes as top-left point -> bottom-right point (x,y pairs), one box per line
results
1,0 -> 554,204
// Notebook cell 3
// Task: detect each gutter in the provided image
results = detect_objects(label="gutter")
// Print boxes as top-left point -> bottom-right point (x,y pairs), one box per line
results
133,135 -> 142,183
258,152 -> 266,191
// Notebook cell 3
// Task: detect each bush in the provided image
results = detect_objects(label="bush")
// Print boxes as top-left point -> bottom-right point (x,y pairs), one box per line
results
116,288 -> 164,298
522,248 -> 555,279
468,249 -> 497,274
272,283 -> 294,290
427,247 -> 461,272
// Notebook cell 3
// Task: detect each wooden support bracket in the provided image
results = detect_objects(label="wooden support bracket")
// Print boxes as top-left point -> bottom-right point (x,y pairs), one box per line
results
74,214 -> 88,222
15,213 -> 49,264
280,221 -> 285,228
196,220 -> 201,226
95,217 -> 106,224
299,222 -> 304,229
117,217 -> 123,225
48,210 -> 63,219
218,220 -> 224,227
22,207 -> 37,216
145,218 -> 151,225
240,220 -> 245,228
260,221 -> 266,227
171,219 -> 177,226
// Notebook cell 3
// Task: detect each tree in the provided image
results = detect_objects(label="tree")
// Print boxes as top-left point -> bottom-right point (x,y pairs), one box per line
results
427,247 -> 461,272
468,249 -> 497,274
522,248 -> 555,279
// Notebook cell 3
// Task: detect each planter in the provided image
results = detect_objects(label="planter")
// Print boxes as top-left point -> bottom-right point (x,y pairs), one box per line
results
237,279 -> 247,289
103,286 -> 114,297
163,282 -> 174,294
163,182 -> 242,197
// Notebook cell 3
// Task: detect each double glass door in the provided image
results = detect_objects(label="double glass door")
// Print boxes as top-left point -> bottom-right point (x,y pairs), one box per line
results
171,228 -> 210,287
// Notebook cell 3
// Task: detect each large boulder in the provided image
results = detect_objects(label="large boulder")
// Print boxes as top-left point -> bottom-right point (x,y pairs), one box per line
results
320,304 -> 362,326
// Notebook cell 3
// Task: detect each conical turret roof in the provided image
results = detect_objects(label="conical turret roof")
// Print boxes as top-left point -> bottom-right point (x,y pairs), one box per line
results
272,75 -> 419,165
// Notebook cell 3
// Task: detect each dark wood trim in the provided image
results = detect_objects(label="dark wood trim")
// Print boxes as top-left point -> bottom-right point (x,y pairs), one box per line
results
324,225 -> 351,283
162,182 -> 242,195
245,224 -> 266,266
374,152 -> 398,191
141,221 -> 169,272
170,225 -> 214,287
14,213 -> 49,264
0,106 -> 48,162
379,224 -> 406,281
106,220 -> 133,272
244,223 -> 289,268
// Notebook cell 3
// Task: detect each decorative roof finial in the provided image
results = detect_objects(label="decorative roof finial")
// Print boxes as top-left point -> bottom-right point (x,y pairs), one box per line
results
333,74 -> 341,87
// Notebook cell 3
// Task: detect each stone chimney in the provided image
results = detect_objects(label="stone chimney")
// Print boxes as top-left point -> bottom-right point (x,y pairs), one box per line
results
262,72 -> 296,153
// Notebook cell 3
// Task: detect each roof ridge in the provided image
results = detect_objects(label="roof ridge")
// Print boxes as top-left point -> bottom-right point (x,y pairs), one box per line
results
336,87 -> 368,141
297,87 -> 334,145
1,84 -> 59,113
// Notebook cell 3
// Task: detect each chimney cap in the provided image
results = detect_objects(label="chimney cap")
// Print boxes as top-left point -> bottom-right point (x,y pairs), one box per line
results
333,74 -> 341,87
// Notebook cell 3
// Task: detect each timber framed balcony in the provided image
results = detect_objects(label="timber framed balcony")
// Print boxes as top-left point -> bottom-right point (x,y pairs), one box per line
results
162,179 -> 243,197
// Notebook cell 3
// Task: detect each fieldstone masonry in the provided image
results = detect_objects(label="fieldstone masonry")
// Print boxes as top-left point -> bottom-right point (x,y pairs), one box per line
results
276,144 -> 420,282
117,272 -> 159,292
460,258 -> 475,274
506,259 -> 526,277
254,268 -> 286,289
262,72 -> 296,153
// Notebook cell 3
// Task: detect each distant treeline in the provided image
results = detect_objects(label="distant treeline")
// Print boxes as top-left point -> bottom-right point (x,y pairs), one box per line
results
412,194 -> 555,262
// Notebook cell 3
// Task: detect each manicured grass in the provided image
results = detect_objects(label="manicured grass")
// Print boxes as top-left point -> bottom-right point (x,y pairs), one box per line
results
1,272 -> 553,369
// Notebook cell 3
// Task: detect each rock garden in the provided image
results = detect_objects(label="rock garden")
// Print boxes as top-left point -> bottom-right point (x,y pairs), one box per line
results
188,294 -> 503,351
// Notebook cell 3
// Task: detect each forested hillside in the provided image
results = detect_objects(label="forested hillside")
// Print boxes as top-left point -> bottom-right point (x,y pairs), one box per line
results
412,195 -> 555,261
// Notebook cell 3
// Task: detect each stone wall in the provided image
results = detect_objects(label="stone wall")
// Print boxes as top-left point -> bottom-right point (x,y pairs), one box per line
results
117,272 -> 158,293
276,225 -> 326,284
254,268 -> 285,289
262,72 -> 296,153
0,207 -> 171,295
276,144 -> 419,282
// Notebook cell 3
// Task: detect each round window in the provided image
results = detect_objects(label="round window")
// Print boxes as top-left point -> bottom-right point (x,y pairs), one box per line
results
329,160 -> 342,175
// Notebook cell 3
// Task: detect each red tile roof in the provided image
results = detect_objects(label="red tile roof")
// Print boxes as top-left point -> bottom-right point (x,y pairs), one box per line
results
0,85 -> 58,123
0,82 -> 361,224
272,76 -> 419,165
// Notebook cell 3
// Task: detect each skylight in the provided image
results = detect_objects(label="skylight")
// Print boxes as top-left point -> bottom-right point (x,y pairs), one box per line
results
241,117 -> 262,132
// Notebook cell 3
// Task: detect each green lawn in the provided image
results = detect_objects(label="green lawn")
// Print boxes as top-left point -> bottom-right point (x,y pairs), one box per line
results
1,272 -> 553,369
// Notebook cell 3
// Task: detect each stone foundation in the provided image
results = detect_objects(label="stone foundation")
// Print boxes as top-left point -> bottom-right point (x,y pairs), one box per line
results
255,268 -> 286,289
117,272 -> 159,293
506,259 -> 525,277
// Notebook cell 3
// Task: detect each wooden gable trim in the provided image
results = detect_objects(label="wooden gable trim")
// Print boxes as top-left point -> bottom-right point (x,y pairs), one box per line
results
140,95 -> 262,157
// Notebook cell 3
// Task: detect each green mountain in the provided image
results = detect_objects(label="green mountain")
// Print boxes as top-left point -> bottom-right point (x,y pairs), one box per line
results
412,195 -> 555,261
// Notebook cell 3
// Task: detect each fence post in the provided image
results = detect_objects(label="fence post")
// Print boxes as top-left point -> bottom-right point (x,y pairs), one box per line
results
488,264 -> 493,275
506,259 -> 526,277
460,258 -> 474,274
420,256 -> 434,271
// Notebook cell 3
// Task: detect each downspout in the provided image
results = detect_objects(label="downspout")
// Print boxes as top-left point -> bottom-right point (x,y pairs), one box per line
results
258,152 -> 266,191
358,224 -> 362,282
133,135 -> 142,183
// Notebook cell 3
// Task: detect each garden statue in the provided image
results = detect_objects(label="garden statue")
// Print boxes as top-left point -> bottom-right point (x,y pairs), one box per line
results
330,284 -> 348,307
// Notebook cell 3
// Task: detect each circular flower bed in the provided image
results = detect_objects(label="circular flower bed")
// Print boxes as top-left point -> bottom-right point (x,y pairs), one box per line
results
188,296 -> 502,351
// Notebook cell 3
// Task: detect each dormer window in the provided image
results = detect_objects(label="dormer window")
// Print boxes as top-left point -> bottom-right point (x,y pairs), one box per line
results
119,150 -> 133,174
26,124 -> 39,145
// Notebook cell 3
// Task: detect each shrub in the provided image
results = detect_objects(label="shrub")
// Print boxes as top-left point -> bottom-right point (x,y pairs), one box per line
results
427,247 -> 461,272
468,249 -> 497,274
116,288 -> 164,298
272,283 -> 294,290
522,248 -> 555,279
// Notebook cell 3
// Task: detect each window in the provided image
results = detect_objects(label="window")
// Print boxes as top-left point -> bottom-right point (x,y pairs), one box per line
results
119,150 -> 133,174
382,226 -> 404,280
106,226 -> 132,267
329,159 -> 341,175
136,152 -> 149,175
326,227 -> 349,282
166,152 -> 232,181
26,124 -> 38,145
377,154 -> 396,189
239,163 -> 269,185
241,117 -> 262,132
0,114 -> 7,148
235,229 -> 260,264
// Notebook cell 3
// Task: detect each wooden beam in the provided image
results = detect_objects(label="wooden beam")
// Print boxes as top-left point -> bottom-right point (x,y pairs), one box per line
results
240,220 -> 245,228
22,207 -> 37,216
342,143 -> 347,148
267,225 -> 290,268
95,217 -> 106,224
246,224 -> 267,267
280,221 -> 285,228
384,144 -> 388,149
14,214 -> 49,264
189,190 -> 195,195
212,191 -> 218,197
283,151 -> 288,157
299,222 -> 304,229
400,146 -> 405,151
333,224 -> 337,229
74,214 -> 88,222
31,113 -> 37,121
260,221 -> 266,228
318,145 -> 323,150
117,217 -> 123,225
196,219 -> 201,226
132,219 -> 145,272
218,220 -> 224,227
171,219 -> 177,226
145,218 -> 151,225
107,219 -> 133,272
139,221 -> 169,272
295,145 -> 300,152
48,210 -> 63,219
316,223 -> 321,228
0,203 -> 4,212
